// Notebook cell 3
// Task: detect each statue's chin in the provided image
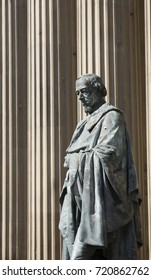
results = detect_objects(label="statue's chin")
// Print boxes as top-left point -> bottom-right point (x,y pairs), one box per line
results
84,106 -> 92,114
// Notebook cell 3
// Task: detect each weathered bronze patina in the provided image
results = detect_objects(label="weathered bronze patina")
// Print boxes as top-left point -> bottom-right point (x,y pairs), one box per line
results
59,74 -> 142,260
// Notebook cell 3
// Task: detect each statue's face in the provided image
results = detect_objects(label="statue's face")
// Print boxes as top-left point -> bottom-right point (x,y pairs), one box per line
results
76,78 -> 101,114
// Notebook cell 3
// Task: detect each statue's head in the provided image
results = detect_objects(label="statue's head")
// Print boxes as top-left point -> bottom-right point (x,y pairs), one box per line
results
75,73 -> 107,114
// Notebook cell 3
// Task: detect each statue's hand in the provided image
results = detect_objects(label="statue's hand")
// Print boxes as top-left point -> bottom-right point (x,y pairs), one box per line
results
64,155 -> 70,167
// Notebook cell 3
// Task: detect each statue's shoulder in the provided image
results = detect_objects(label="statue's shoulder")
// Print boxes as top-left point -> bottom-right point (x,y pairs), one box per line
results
86,103 -> 123,131
99,103 -> 123,118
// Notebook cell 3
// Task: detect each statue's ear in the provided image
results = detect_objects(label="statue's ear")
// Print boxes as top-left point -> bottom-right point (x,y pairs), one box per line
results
92,82 -> 98,88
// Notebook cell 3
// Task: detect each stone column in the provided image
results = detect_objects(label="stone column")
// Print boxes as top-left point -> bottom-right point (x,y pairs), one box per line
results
26,0 -> 77,260
0,0 -> 76,260
76,0 -> 147,259
0,0 -> 28,260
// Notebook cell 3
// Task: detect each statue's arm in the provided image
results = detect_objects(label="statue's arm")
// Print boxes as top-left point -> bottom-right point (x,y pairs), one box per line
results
92,111 -> 126,166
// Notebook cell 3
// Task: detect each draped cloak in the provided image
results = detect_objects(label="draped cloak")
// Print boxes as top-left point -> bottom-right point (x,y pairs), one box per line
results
59,103 -> 142,260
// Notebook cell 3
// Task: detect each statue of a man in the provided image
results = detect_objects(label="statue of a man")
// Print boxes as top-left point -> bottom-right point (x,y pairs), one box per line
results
59,73 -> 142,260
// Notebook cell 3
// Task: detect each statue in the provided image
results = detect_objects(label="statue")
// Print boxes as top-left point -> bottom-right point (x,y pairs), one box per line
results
59,73 -> 142,260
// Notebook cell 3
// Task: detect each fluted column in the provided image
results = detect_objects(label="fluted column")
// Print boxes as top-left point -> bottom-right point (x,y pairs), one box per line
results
0,0 -> 77,260
145,0 -> 151,260
76,0 -> 147,259
0,0 -> 28,260
26,0 -> 77,260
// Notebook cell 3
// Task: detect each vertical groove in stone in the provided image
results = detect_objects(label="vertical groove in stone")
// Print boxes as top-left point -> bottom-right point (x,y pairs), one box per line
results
94,0 -> 100,75
17,0 -> 28,259
77,0 -> 82,75
49,0 -> 55,259
31,0 -> 36,260
8,0 -> 13,260
145,0 -> 151,260
103,0 -> 109,96
35,0 -> 41,260
87,0 -> 93,71
41,0 -> 48,260
76,0 -> 83,122
112,0 -> 117,106
14,0 -> 18,260
81,0 -> 87,74
27,0 -> 31,260
2,0 -> 7,260
130,1 -> 149,259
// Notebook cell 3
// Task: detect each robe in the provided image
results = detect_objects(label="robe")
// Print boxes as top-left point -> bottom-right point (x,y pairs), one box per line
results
59,103 -> 142,260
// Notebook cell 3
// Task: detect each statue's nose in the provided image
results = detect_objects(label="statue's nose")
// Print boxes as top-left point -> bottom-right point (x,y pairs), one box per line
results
79,92 -> 84,100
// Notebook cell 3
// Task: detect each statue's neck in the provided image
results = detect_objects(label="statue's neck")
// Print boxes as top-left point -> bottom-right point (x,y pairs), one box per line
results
87,100 -> 106,115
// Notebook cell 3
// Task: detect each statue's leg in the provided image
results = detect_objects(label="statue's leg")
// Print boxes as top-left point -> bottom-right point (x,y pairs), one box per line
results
91,249 -> 107,260
106,220 -> 139,260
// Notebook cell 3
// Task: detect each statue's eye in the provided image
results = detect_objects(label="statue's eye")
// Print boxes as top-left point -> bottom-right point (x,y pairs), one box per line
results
81,89 -> 88,94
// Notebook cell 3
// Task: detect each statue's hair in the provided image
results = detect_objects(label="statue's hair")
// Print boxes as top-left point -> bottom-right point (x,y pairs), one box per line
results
76,73 -> 107,97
